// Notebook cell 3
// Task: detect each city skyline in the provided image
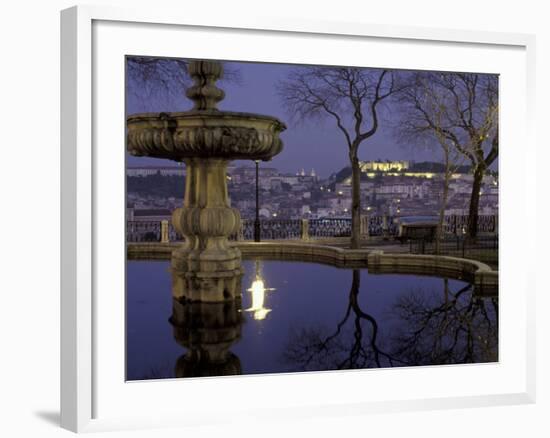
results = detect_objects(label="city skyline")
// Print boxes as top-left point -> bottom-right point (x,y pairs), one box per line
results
126,159 -> 499,221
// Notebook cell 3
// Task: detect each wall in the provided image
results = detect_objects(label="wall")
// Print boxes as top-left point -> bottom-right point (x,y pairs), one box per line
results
0,1 -> 547,437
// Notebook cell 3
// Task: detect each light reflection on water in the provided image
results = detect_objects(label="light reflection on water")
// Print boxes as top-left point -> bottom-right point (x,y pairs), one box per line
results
245,260 -> 276,321
126,260 -> 498,380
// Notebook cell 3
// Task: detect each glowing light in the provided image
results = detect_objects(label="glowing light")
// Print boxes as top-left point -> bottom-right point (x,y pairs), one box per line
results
246,263 -> 275,321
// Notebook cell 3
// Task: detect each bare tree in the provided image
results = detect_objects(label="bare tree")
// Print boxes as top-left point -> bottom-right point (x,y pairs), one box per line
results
397,72 -> 498,238
407,75 -> 467,252
278,67 -> 402,248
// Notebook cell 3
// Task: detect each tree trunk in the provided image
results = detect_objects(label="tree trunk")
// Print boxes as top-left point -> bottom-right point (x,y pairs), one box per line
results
436,157 -> 451,255
350,150 -> 361,249
467,165 -> 484,238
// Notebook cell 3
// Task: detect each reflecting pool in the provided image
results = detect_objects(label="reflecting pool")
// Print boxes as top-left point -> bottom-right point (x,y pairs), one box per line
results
126,260 -> 498,380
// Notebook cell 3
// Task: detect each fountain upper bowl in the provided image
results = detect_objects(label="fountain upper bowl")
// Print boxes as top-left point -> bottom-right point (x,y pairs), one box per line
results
127,110 -> 286,162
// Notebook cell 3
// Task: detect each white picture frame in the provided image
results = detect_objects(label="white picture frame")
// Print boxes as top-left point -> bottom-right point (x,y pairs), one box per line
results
60,4 -> 536,433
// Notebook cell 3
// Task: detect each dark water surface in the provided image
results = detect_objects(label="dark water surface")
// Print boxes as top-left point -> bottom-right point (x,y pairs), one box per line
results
126,260 -> 498,380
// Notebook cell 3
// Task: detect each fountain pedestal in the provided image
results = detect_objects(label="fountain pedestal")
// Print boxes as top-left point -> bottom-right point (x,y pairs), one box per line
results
171,158 -> 242,301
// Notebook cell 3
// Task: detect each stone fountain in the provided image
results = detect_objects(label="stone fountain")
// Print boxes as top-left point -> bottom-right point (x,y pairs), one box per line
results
127,60 -> 286,302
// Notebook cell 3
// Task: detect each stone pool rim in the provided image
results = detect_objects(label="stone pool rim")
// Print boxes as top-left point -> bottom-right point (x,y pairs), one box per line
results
127,241 -> 498,291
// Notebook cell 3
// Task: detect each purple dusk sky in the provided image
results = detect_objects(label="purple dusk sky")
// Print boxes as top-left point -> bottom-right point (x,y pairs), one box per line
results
126,60 -> 459,178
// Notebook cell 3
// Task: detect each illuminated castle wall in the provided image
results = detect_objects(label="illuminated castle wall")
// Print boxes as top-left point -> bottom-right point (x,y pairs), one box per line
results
341,160 -> 438,184
359,160 -> 410,172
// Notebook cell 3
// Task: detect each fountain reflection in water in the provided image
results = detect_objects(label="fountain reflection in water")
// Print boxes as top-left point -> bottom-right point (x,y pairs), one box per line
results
170,274 -> 244,377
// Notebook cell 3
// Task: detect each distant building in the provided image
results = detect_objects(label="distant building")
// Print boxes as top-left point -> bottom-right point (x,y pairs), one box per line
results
334,183 -> 352,197
230,166 -> 278,184
315,207 -> 333,218
278,174 -> 300,185
270,179 -> 283,191
126,203 -> 135,221
259,207 -> 271,218
328,196 -> 351,213
127,166 -> 185,177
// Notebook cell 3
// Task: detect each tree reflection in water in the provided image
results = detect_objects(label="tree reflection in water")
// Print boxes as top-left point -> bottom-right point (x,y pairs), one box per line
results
283,270 -> 498,371
390,279 -> 498,365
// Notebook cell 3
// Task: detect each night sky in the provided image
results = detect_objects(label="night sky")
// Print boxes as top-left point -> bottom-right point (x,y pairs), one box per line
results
126,60 -> 445,178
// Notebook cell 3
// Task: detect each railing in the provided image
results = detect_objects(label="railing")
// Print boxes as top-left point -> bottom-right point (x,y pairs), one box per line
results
443,215 -> 497,234
309,218 -> 351,238
408,234 -> 499,267
167,219 -> 304,241
241,219 -> 302,240
167,225 -> 180,242
127,214 -> 497,243
368,215 -> 398,236
127,221 -> 162,242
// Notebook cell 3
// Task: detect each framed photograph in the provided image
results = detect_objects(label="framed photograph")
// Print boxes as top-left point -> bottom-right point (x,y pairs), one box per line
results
61,5 -> 536,433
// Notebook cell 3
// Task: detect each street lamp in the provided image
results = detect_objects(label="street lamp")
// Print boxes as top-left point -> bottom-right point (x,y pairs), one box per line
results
254,160 -> 261,242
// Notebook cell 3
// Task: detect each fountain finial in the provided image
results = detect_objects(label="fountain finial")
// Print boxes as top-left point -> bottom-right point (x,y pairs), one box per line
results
185,60 -> 225,111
